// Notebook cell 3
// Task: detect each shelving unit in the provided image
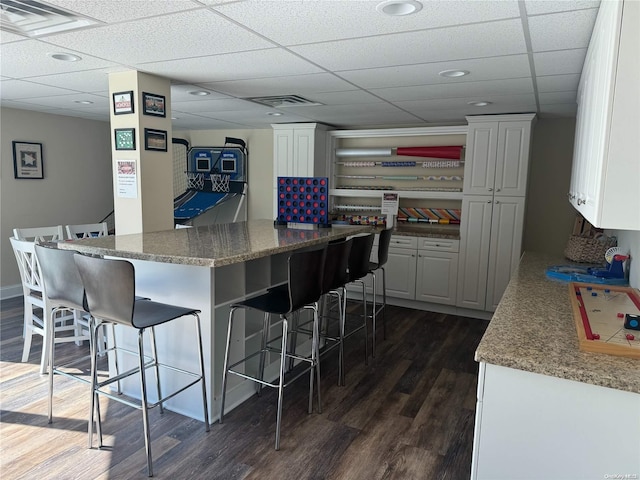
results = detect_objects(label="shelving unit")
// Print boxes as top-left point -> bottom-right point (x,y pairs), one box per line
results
327,126 -> 468,232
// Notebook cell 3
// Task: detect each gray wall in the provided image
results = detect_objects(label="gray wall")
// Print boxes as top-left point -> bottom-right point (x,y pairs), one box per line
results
1,108 -> 114,293
524,118 -> 578,255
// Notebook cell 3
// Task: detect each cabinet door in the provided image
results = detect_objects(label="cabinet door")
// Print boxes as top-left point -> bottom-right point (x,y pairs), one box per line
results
457,196 -> 493,310
485,196 -> 526,312
416,251 -> 458,305
494,122 -> 531,197
384,247 -> 417,300
463,122 -> 498,195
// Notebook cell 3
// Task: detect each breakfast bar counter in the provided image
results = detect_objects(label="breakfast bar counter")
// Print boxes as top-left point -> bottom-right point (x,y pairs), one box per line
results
471,251 -> 640,480
60,220 -> 369,423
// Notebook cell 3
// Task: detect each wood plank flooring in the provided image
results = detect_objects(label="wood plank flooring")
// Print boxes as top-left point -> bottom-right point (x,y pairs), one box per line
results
0,296 -> 488,479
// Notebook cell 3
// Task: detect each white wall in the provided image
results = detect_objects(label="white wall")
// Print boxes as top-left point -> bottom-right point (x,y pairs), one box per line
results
1,108 -> 113,292
612,229 -> 640,288
524,118 -> 578,255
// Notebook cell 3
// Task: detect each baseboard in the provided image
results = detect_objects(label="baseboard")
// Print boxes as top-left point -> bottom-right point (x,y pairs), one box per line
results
1,285 -> 22,301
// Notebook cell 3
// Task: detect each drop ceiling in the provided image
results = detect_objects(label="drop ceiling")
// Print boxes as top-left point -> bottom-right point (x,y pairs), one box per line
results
0,0 -> 600,131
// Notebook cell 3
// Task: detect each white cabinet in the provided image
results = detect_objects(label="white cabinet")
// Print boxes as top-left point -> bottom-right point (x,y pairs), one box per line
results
272,123 -> 331,216
457,114 -> 535,312
416,239 -> 459,305
568,0 -> 640,230
463,118 -> 532,197
385,246 -> 417,300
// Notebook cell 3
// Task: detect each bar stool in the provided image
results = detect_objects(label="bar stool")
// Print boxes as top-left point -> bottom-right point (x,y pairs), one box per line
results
367,228 -> 392,356
9,237 -> 91,374
65,222 -> 109,239
345,233 -> 375,364
34,244 -> 92,424
74,253 -> 210,477
220,246 -> 326,450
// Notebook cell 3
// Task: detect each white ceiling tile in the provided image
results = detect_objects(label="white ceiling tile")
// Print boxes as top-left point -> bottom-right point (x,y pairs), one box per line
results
0,39 -> 118,78
395,93 -> 537,114
528,9 -> 598,52
172,98 -> 265,113
290,19 -> 527,71
0,79 -> 79,99
539,91 -> 577,104
371,78 -> 534,102
525,1 -> 600,16
170,112 -> 249,131
337,55 -> 532,89
43,10 -> 273,65
0,31 -> 28,44
0,99 -> 64,113
15,92 -> 109,109
533,49 -> 587,75
27,67 -> 128,93
196,109 -> 315,127
170,84 -> 230,102
421,104 -> 538,122
201,73 -> 358,97
139,48 -> 323,84
301,90 -> 384,106
538,103 -> 578,117
536,74 -> 581,92
213,0 -> 520,45
43,0 -> 200,23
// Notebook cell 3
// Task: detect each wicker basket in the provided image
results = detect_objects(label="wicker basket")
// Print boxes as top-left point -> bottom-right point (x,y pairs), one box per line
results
564,234 -> 617,264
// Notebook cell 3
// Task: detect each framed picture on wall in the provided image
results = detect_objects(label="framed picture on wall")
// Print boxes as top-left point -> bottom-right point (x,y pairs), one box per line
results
144,128 -> 167,151
142,92 -> 166,117
114,128 -> 136,150
12,141 -> 44,179
112,91 -> 134,115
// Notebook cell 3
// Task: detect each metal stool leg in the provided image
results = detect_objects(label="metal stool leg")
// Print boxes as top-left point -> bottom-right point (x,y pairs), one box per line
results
149,326 -> 163,414
371,272 -> 377,359
275,316 -> 288,451
220,306 -> 237,424
381,266 -> 387,340
137,329 -> 153,477
257,312 -> 270,396
193,313 -> 210,429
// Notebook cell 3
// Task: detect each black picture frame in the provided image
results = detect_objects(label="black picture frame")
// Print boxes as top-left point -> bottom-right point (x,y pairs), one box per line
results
144,128 -> 168,152
114,128 -> 136,151
112,90 -> 134,115
13,141 -> 44,179
142,92 -> 166,117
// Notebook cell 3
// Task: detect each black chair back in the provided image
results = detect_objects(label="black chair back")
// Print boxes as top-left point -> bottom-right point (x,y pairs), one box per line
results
376,228 -> 393,267
35,244 -> 85,311
322,238 -> 352,293
74,254 -> 136,327
287,246 -> 326,311
348,234 -> 375,281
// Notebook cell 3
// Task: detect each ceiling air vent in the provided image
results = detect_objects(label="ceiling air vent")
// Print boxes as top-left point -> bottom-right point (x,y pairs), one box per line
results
245,94 -> 323,108
0,0 -> 100,37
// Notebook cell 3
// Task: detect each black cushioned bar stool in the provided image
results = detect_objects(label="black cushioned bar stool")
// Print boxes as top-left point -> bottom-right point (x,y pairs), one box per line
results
220,245 -> 326,450
74,253 -> 210,477
344,233 -> 375,364
367,228 -> 392,357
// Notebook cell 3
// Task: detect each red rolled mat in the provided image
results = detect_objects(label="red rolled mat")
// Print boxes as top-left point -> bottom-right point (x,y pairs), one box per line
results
395,146 -> 462,159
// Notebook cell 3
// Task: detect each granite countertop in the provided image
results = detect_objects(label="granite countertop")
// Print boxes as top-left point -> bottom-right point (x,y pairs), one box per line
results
476,251 -> 640,394
58,219 -> 369,267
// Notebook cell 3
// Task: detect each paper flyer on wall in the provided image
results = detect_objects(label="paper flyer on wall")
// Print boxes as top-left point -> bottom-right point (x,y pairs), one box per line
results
116,160 -> 137,198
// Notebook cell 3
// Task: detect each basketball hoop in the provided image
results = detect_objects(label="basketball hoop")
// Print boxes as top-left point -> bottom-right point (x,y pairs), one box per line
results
186,171 -> 205,190
211,173 -> 230,193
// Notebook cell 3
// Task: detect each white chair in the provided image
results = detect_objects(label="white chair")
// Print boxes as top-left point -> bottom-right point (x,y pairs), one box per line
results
10,237 -> 91,374
65,222 -> 109,239
13,225 -> 65,242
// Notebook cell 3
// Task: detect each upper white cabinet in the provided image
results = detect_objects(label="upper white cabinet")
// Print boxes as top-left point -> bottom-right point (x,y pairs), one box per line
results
569,0 -> 640,230
463,117 -> 533,197
272,123 -> 331,216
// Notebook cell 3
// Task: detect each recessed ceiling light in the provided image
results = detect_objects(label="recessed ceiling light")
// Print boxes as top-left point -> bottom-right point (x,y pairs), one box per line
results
267,112 -> 283,116
189,90 -> 210,96
74,100 -> 93,104
49,52 -> 81,62
439,69 -> 469,78
376,0 -> 422,16
468,101 -> 492,107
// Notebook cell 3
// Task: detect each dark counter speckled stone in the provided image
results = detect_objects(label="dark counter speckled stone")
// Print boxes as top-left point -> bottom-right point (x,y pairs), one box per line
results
476,252 -> 640,394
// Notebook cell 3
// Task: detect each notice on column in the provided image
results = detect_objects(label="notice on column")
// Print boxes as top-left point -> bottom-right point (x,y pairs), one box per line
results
381,192 -> 399,216
117,160 -> 138,198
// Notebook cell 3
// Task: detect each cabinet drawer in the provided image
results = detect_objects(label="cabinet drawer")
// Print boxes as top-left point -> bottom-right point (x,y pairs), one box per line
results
389,235 -> 418,249
418,238 -> 459,253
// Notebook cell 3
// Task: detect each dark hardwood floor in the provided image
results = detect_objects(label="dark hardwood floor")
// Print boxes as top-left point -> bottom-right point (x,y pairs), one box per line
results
0,296 -> 488,479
